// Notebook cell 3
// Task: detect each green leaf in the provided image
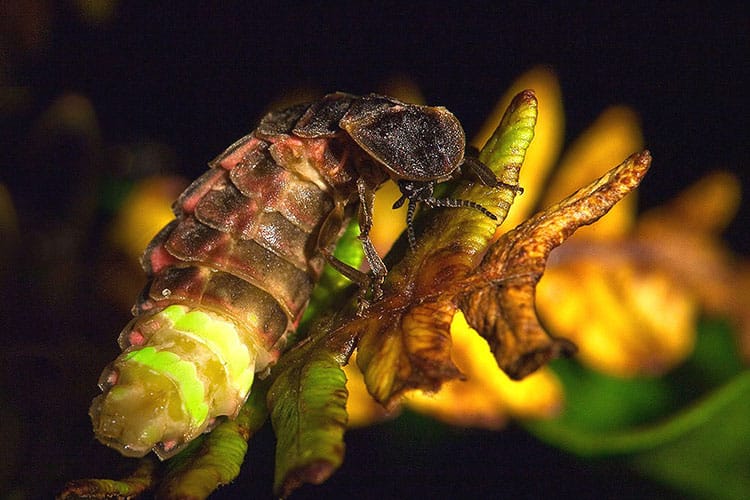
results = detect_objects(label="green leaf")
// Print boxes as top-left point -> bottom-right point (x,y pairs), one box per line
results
436,89 -> 537,253
479,89 -> 537,184
158,426 -> 245,499
59,457 -> 157,499
268,343 -> 348,498
299,218 -> 363,333
668,318 -> 745,395
527,371 -> 750,499
536,358 -> 675,434
631,371 -> 750,500
526,368 -> 750,454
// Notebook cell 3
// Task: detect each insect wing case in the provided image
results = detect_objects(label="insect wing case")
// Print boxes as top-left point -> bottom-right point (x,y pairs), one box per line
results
91,125 -> 343,459
339,94 -> 466,181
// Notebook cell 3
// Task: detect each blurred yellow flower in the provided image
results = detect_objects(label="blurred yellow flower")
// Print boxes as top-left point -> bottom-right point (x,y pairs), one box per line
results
534,116 -> 746,377
109,176 -> 185,262
404,311 -> 564,428
633,171 -> 748,360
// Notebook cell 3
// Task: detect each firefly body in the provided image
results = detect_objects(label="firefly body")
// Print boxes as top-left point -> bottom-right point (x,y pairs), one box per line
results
90,92 -> 498,459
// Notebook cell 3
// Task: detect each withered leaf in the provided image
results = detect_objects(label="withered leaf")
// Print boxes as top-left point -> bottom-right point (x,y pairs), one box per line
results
462,151 -> 652,378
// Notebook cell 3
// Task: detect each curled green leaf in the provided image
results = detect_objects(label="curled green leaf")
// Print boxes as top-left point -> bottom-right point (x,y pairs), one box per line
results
462,151 -> 652,378
58,457 -> 157,499
267,338 -> 349,498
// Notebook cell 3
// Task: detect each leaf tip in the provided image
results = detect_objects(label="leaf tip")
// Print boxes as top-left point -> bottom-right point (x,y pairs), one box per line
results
515,88 -> 538,105
277,460 -> 338,499
504,336 -> 578,380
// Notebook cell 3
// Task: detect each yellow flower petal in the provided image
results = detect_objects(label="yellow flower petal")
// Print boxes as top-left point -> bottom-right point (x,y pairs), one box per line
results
370,180 -> 408,256
109,176 -> 185,262
344,353 -> 398,427
378,75 -> 426,105
472,66 -> 564,229
639,170 -> 741,236
537,256 -> 696,377
542,106 -> 644,239
405,311 -> 564,427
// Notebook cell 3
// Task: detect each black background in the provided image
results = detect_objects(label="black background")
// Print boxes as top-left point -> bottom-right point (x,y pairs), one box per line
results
2,2 -> 747,498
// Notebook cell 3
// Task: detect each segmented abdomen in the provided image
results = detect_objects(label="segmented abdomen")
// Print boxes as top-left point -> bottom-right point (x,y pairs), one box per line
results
140,135 -> 333,357
90,131 -> 344,459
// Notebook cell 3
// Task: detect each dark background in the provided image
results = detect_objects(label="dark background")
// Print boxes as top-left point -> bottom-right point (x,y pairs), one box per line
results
1,2 -> 747,498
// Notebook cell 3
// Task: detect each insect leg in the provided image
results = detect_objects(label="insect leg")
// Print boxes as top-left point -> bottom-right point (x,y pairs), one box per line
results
320,247 -> 371,287
317,203 -> 372,290
424,196 -> 499,221
397,177 -> 499,236
316,195 -> 380,312
356,177 -> 387,299
462,148 -> 524,194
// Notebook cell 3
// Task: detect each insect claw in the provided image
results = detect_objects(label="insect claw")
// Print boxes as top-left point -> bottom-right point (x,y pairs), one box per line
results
353,272 -> 383,316
355,296 -> 370,316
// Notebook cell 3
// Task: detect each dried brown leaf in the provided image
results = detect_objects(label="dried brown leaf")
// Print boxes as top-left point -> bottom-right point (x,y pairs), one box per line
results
462,151 -> 652,378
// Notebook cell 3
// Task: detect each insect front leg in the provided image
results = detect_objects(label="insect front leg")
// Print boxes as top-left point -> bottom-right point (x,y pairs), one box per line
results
317,201 -> 379,314
356,177 -> 387,300
462,146 -> 524,194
